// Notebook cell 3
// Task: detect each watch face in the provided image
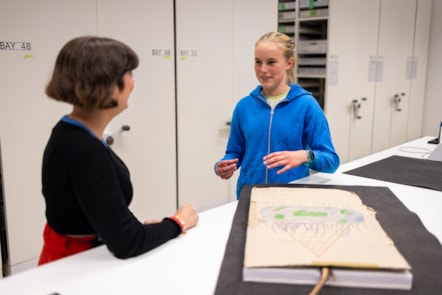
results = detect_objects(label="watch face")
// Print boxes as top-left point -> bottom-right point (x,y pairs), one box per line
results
309,150 -> 315,160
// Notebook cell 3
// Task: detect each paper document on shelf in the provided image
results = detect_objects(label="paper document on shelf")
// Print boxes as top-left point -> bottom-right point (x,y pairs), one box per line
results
244,187 -> 411,270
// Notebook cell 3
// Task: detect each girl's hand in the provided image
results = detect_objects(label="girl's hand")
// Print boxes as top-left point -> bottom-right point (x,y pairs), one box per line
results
263,150 -> 308,174
215,159 -> 239,179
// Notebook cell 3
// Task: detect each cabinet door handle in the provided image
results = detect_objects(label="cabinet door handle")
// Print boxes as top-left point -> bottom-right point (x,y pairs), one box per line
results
393,93 -> 404,112
105,125 -> 130,145
352,97 -> 367,120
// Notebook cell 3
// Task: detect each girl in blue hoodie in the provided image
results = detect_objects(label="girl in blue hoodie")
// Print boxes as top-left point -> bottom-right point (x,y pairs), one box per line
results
215,32 -> 340,198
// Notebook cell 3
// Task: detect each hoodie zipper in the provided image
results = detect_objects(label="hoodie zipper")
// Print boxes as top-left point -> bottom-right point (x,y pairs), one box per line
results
260,90 -> 288,184
266,108 -> 274,184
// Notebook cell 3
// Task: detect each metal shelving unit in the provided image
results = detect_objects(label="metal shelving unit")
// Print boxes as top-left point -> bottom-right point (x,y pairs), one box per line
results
278,0 -> 328,108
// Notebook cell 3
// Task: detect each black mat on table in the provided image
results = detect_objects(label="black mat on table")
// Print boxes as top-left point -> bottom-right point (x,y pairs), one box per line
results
343,155 -> 442,191
214,184 -> 442,295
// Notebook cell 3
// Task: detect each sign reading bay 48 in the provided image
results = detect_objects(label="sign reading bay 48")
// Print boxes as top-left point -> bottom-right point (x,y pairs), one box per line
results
0,42 -> 32,51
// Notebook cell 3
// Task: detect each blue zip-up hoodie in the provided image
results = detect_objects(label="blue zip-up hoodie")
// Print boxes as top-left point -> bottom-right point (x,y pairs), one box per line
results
217,84 -> 340,198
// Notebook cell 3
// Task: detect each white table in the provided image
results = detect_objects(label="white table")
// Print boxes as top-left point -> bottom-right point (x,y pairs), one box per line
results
0,201 -> 238,295
0,137 -> 440,295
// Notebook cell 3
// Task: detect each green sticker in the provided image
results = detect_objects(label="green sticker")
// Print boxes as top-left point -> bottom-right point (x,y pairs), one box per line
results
309,10 -> 318,17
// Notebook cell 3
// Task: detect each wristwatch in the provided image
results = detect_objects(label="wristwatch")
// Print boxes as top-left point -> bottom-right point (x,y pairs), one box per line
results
306,149 -> 315,166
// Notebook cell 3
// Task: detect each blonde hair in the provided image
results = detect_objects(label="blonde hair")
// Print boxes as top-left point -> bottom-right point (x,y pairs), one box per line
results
255,32 -> 295,84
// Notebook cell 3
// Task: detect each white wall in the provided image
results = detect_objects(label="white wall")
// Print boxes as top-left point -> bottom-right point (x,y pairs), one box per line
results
423,0 -> 442,136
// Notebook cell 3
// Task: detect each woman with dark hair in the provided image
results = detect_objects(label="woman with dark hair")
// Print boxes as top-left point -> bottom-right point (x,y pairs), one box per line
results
38,36 -> 198,265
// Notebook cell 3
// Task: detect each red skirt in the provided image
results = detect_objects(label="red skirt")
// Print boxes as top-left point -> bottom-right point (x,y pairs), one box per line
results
38,223 -> 96,266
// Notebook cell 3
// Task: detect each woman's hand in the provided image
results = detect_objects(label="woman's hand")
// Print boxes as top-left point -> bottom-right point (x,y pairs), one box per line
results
263,150 -> 308,174
175,203 -> 199,232
215,159 -> 239,179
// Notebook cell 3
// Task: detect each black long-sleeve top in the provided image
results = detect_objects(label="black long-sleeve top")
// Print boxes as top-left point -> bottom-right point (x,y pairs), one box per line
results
42,117 -> 181,259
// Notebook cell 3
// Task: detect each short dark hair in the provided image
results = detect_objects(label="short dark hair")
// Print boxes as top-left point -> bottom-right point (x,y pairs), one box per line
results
45,36 -> 139,110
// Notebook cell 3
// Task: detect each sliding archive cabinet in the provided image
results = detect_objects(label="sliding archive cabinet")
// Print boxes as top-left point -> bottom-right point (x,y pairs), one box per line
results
325,0 -> 432,163
175,0 -> 278,209
0,0 -> 99,273
0,0 -> 278,274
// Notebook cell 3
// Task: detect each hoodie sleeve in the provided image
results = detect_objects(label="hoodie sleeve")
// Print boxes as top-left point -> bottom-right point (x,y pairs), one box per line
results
302,97 -> 340,173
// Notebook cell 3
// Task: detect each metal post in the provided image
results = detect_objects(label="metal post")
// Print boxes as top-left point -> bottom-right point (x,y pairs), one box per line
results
0,138 -> 11,276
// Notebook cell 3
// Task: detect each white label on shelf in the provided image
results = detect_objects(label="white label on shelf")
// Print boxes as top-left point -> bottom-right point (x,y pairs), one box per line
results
376,56 -> 384,82
180,49 -> 197,57
368,56 -> 377,82
152,49 -> 172,57
368,56 -> 384,82
328,55 -> 338,86
406,56 -> 418,80
0,41 -> 32,51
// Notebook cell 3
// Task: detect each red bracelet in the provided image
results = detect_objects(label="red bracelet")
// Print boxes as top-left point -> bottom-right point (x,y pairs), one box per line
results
169,215 -> 186,233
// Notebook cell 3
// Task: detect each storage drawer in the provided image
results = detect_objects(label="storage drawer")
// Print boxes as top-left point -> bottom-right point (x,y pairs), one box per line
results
279,2 -> 296,10
298,40 -> 327,54
299,8 -> 328,18
298,57 -> 326,65
298,67 -> 326,75
279,11 -> 295,21
299,0 -> 329,9
278,25 -> 295,33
